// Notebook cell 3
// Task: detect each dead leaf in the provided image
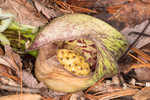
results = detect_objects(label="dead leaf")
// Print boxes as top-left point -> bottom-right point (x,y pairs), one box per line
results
86,81 -> 122,93
70,92 -> 85,100
32,0 -> 58,19
0,0 -> 47,26
140,0 -> 150,3
54,0 -> 97,13
0,46 -> 23,86
3,45 -> 22,72
96,0 -> 130,7
61,94 -> 72,100
85,88 -> 139,100
0,94 -> 42,100
0,0 -> 5,4
21,70 -> 39,88
134,67 -> 150,81
0,47 -> 4,55
66,0 -> 96,8
0,64 -> 19,86
0,65 -> 10,74
140,43 -> 150,54
121,20 -> 150,48
133,87 -> 150,100
127,48 -> 150,81
110,0 -> 150,26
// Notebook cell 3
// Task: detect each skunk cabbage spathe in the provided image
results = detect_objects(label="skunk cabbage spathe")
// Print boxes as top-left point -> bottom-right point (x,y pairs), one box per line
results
30,14 -> 128,93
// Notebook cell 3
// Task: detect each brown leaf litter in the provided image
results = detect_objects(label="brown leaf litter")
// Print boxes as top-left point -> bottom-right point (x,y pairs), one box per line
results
1,0 -> 150,100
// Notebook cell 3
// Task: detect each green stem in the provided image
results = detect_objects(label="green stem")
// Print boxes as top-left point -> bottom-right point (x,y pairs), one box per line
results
2,21 -> 39,57
0,10 -> 39,57
8,21 -> 38,35
0,32 -> 10,45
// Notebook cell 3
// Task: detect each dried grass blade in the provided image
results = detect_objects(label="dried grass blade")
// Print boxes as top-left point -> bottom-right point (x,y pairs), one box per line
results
131,48 -> 150,62
129,64 -> 150,70
128,52 -> 145,64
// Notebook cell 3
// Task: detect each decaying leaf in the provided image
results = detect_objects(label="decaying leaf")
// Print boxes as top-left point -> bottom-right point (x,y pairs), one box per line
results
86,80 -> 122,93
21,70 -> 39,88
66,0 -> 96,8
109,0 -> 150,26
85,88 -> 139,100
96,0 -> 130,7
32,0 -> 60,19
69,92 -> 85,100
140,43 -> 150,55
0,94 -> 42,100
4,45 -> 22,72
133,87 -> 150,100
0,46 -> 18,86
0,46 -> 22,86
54,0 -> 97,13
0,0 -> 47,26
0,45 -> 42,92
134,67 -> 150,81
121,20 -> 150,48
126,47 -> 150,81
